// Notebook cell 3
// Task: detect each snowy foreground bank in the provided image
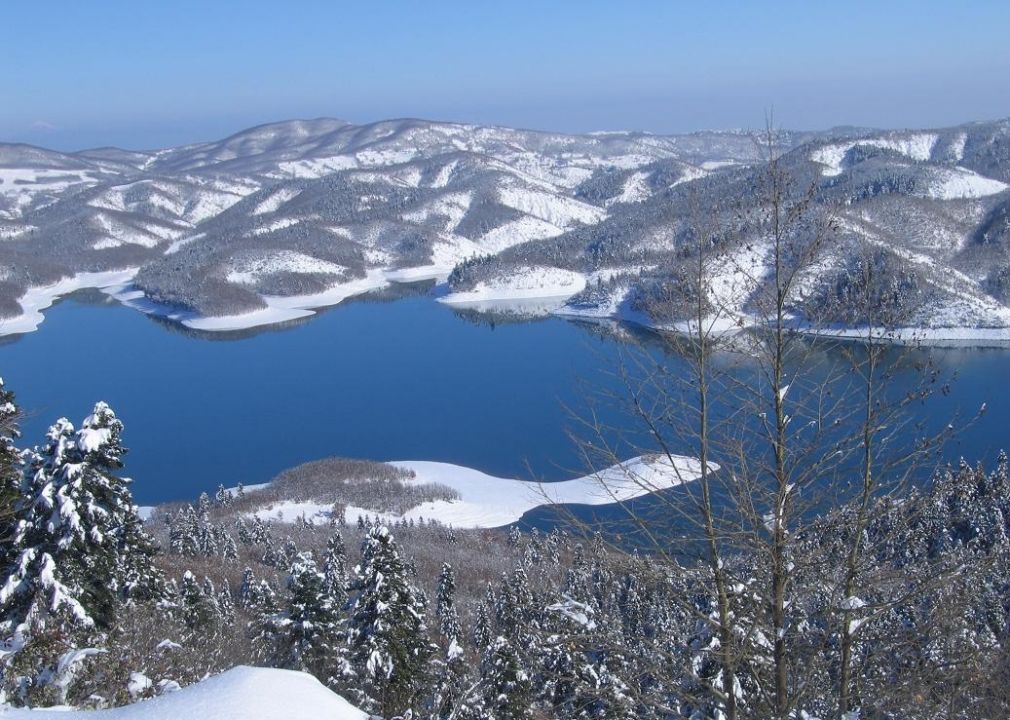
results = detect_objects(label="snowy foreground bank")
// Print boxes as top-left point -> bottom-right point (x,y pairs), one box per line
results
246,454 -> 708,528
1,666 -> 369,719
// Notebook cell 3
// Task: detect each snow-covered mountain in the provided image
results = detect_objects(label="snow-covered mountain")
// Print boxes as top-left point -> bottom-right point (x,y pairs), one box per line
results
2,117 -> 1009,337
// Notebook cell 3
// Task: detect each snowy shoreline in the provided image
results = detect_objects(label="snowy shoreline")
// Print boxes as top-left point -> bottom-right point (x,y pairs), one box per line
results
0,265 -> 452,338
0,269 -> 140,337
241,454 -> 708,529
6,266 -> 1010,348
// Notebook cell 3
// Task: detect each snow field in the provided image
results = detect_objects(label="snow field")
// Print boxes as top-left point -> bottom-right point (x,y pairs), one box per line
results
439,265 -> 587,304
224,251 -> 347,285
243,454 -> 709,529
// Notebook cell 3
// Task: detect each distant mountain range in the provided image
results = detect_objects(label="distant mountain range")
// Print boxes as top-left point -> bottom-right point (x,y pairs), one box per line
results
1,117 -> 1009,337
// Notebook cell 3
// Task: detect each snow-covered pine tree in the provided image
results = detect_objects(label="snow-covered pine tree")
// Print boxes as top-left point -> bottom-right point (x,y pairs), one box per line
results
436,563 -> 462,647
261,536 -> 280,568
496,565 -> 538,645
194,498 -> 219,558
236,517 -> 253,546
214,484 -> 233,506
0,377 -> 23,567
428,562 -> 473,719
322,530 -> 349,609
0,402 -> 160,635
473,600 -> 493,654
222,533 -> 239,560
179,571 -> 221,631
254,552 -> 342,678
482,635 -> 533,720
168,506 -> 199,556
251,516 -> 269,545
540,595 -> 635,719
345,525 -> 436,717
238,567 -> 257,608
218,579 -> 235,625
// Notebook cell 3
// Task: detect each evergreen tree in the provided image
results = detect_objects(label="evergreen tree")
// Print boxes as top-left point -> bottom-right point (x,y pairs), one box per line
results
482,635 -> 532,720
168,506 -> 199,557
251,516 -> 269,545
179,571 -> 221,631
345,526 -> 436,717
473,601 -> 493,653
254,552 -> 343,678
236,517 -> 253,546
223,533 -> 239,560
436,563 -> 462,646
214,484 -> 233,506
238,567 -> 257,608
322,531 -> 349,608
262,537 -> 280,568
218,579 -> 235,625
0,377 -> 23,569
0,403 -> 160,635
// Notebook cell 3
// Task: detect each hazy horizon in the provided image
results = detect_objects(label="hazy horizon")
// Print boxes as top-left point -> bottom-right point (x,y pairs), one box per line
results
6,0 -> 1010,151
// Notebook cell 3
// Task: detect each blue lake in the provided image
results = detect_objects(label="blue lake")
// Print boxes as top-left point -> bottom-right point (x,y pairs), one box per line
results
1,286 -> 1008,505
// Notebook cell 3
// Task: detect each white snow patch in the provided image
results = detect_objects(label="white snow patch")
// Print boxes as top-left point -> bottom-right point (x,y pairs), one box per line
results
184,190 -> 247,225
247,216 -> 303,236
0,224 -> 36,240
440,266 -> 587,304
925,167 -> 1007,200
812,133 -> 938,176
478,215 -> 565,253
165,232 -> 205,255
251,187 -> 301,215
429,160 -> 459,188
1,665 -> 367,719
356,147 -> 418,166
671,165 -> 710,187
225,251 -> 347,285
275,155 -> 358,179
390,455 -> 710,528
246,454 -> 709,529
93,213 -> 161,249
0,168 -> 98,217
606,171 -> 651,206
498,185 -> 606,228
401,192 -> 472,232
700,160 -> 738,171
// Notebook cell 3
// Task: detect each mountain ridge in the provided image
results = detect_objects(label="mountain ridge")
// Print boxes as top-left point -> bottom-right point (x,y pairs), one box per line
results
2,115 -> 1009,338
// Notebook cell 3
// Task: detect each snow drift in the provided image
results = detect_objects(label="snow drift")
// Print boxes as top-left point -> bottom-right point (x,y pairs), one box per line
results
1,665 -> 368,719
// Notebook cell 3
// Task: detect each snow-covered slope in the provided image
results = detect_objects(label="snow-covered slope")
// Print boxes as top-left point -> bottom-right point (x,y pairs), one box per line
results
2,117 -> 1010,339
0,118 -> 798,336
2,665 -> 368,720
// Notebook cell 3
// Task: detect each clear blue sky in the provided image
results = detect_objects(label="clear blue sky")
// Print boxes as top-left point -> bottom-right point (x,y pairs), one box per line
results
6,0 -> 1010,150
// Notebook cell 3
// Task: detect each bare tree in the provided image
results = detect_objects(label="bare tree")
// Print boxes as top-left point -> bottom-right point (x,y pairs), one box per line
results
550,121 -> 972,719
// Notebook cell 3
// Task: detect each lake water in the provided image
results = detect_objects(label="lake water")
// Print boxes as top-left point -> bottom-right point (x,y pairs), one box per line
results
1,286 -> 1008,505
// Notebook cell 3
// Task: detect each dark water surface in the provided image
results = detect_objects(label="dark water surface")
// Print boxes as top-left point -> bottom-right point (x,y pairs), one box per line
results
0,289 -> 1007,504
